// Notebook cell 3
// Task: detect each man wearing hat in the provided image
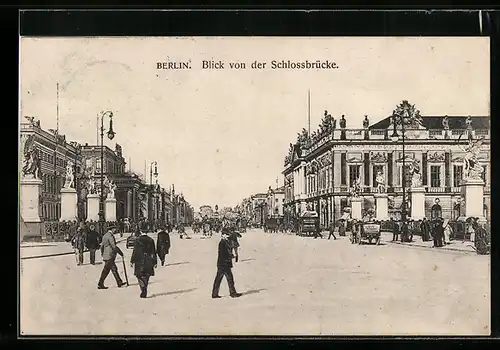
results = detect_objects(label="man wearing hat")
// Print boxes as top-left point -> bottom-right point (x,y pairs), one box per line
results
98,229 -> 127,289
211,227 -> 242,299
131,229 -> 157,298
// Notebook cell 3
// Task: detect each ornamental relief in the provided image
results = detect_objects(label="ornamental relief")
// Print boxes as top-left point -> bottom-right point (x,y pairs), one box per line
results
427,151 -> 446,163
347,152 -> 363,163
369,151 -> 387,163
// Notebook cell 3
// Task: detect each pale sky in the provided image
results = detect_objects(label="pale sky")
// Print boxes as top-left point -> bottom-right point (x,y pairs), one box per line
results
19,37 -> 489,210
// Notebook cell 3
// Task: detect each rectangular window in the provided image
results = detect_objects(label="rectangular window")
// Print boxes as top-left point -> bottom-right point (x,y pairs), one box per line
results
372,165 -> 384,188
453,165 -> 463,187
482,165 -> 487,183
86,158 -> 93,169
430,166 -> 441,187
96,159 -> 101,171
349,165 -> 360,187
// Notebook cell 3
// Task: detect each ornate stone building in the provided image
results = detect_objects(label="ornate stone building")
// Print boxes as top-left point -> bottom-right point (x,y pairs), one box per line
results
20,117 -> 84,221
282,101 -> 490,227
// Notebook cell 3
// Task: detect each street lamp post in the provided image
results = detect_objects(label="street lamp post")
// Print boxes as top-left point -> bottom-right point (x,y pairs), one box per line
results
98,110 -> 115,237
391,110 -> 408,237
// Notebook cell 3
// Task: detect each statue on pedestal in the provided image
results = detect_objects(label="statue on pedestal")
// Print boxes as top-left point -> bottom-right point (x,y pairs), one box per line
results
63,161 -> 75,188
106,177 -> 116,199
351,176 -> 361,197
375,171 -> 386,193
459,137 -> 485,181
409,159 -> 422,188
88,172 -> 96,194
21,135 -> 41,179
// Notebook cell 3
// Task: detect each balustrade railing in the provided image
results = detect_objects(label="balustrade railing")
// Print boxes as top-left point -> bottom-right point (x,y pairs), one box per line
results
43,220 -> 119,242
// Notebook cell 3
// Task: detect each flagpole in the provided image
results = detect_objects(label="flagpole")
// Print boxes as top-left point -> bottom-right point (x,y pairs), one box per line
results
56,83 -> 59,134
308,89 -> 311,136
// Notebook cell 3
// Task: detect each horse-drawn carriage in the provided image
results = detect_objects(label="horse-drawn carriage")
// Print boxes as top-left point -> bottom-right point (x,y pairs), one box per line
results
264,218 -> 279,233
297,211 -> 320,237
350,220 -> 381,245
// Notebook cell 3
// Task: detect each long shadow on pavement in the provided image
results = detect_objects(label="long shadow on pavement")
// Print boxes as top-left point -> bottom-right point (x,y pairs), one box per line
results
239,258 -> 255,262
81,262 -> 103,266
148,288 -> 197,298
242,288 -> 266,296
165,261 -> 190,267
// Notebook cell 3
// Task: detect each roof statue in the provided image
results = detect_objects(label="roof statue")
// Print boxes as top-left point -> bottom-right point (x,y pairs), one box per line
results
392,100 -> 424,128
363,115 -> 370,129
442,116 -> 450,130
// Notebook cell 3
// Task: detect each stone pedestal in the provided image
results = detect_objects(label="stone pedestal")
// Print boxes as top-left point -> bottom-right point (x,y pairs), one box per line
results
350,197 -> 362,220
410,187 -> 426,220
87,193 -> 100,222
374,193 -> 388,220
20,177 -> 43,241
60,187 -> 78,222
105,197 -> 117,222
461,178 -> 486,221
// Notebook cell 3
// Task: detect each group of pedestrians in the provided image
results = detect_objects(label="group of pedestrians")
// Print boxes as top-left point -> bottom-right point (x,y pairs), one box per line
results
70,222 -> 100,265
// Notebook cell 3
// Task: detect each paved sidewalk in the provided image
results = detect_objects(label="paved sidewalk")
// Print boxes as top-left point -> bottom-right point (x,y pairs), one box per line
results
380,231 -> 476,254
20,233 -> 129,260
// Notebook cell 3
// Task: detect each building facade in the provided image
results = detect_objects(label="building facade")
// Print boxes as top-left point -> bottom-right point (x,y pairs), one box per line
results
282,102 -> 490,227
251,193 -> 268,226
20,118 -> 84,221
20,118 -> 194,229
267,186 -> 285,218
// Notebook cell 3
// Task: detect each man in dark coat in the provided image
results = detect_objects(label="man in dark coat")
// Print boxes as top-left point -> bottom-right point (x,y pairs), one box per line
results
391,218 -> 399,242
433,219 -> 444,248
420,218 -> 430,242
338,219 -> 346,237
86,224 -> 100,265
156,226 -> 171,266
212,228 -> 242,299
130,230 -> 157,298
98,229 -> 127,290
327,221 -> 337,240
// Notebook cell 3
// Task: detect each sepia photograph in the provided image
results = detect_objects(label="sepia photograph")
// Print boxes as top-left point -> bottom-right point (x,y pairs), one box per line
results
19,36 -> 490,336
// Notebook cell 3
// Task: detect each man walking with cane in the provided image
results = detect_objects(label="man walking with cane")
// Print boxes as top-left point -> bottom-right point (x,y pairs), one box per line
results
98,229 -> 127,290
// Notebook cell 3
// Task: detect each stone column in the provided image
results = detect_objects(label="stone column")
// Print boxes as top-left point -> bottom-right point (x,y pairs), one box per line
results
105,197 -> 117,222
60,187 -> 78,222
374,193 -> 388,220
351,197 -> 362,220
20,177 -> 43,241
410,187 -> 426,220
461,178 -> 486,221
86,193 -> 100,221
127,189 -> 133,218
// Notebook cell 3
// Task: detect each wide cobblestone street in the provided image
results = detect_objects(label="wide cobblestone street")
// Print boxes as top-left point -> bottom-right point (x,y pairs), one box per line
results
20,229 -> 490,336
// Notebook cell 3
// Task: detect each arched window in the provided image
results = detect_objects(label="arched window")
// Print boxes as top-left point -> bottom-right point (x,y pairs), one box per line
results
484,204 -> 488,220
431,204 -> 442,220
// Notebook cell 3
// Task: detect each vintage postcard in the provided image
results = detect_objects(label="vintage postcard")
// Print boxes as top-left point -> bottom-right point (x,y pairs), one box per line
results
19,36 -> 490,336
